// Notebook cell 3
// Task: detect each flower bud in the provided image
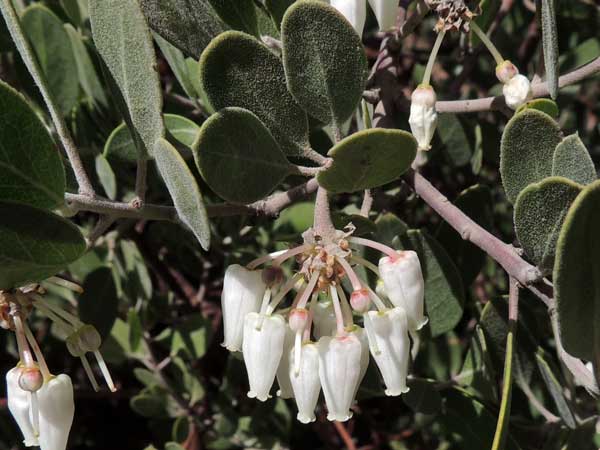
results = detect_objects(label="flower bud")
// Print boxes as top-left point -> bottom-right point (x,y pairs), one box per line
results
364,308 -> 410,396
222,265 -> 267,352
317,334 -> 362,421
378,250 -> 427,330
312,301 -> 337,339
350,289 -> 371,313
289,308 -> 309,333
262,266 -> 283,287
18,367 -> 43,393
503,74 -> 532,110
409,85 -> 438,151
243,313 -> 286,401
37,374 -> 75,450
367,0 -> 397,31
331,0 -> 367,36
495,60 -> 519,83
77,325 -> 102,353
290,342 -> 321,424
6,367 -> 39,447
276,325 -> 295,399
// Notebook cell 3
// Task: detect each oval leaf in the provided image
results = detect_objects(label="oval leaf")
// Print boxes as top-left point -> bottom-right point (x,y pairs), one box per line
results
199,30 -> 310,157
516,98 -> 559,118
554,180 -> 600,361
78,267 -> 119,340
500,109 -> 562,203
541,0 -> 559,100
514,176 -> 581,272
140,0 -> 227,58
281,0 -> 368,127
0,80 -> 65,209
193,107 -> 291,204
104,114 -> 200,165
0,202 -> 86,289
317,129 -> 416,193
21,4 -> 79,117
398,230 -> 464,337
552,134 -> 596,186
154,138 -> 210,250
90,0 -> 164,157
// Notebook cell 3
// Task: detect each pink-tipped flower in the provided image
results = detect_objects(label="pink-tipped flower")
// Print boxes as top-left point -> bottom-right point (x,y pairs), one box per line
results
364,308 -> 410,396
409,85 -> 438,151
317,334 -> 362,421
221,265 -> 267,352
289,308 -> 310,333
6,367 -> 39,447
347,325 -> 369,398
378,250 -> 427,330
37,374 -> 75,450
330,0 -> 367,36
367,0 -> 397,31
495,60 -> 519,83
18,367 -> 43,393
350,289 -> 371,314
242,313 -> 286,401
289,342 -> 321,424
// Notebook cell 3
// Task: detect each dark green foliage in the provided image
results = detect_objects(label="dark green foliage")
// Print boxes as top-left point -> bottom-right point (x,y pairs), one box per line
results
193,107 -> 292,204
199,30 -> 310,156
317,129 -> 416,193
552,134 -> 596,185
281,0 -> 368,127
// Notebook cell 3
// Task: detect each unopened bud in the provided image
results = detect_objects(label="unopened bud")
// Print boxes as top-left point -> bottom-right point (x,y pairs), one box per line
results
18,367 -> 43,392
78,324 -> 102,352
262,266 -> 284,287
409,85 -> 438,151
503,74 -> 532,110
289,308 -> 310,333
350,289 -> 371,313
495,60 -> 519,83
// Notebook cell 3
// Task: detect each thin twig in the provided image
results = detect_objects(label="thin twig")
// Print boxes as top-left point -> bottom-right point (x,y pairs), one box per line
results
436,56 -> 600,113
359,190 -> 373,218
333,421 -> 357,450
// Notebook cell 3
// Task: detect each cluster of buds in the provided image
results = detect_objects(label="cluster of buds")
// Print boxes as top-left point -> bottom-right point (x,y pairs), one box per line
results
496,60 -> 533,110
1,279 -> 115,449
221,226 -> 426,423
330,0 -> 398,36
427,0 -> 480,33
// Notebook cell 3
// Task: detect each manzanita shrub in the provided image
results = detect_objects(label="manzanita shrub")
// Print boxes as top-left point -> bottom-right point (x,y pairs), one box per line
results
0,0 -> 599,449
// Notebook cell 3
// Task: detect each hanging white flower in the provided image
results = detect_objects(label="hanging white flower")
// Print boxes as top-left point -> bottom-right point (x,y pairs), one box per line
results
221,265 -> 266,352
242,313 -> 286,401
312,301 -> 337,339
364,308 -> 410,396
276,324 -> 295,399
318,334 -> 362,421
330,0 -> 367,36
408,85 -> 438,151
37,374 -> 75,450
378,250 -> 427,330
6,367 -> 39,447
367,0 -> 397,31
503,74 -> 532,110
347,325 -> 369,395
289,343 -> 321,424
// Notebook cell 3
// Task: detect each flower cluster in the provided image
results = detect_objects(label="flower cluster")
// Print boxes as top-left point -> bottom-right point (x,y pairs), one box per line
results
330,0 -> 398,35
221,226 -> 426,423
1,281 -> 114,450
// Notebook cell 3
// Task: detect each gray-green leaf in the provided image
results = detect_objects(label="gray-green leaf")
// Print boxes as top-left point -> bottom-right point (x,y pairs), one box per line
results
199,30 -> 310,157
281,0 -> 367,127
0,201 -> 86,289
541,0 -> 559,99
500,109 -> 562,203
78,266 -> 119,340
90,0 -> 164,158
193,107 -> 292,204
94,153 -> 117,200
140,0 -> 227,59
554,180 -> 600,361
552,134 -> 596,185
21,4 -> 79,117
398,230 -> 464,337
514,176 -> 581,272
154,138 -> 210,250
317,129 -> 417,193
0,80 -> 65,209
